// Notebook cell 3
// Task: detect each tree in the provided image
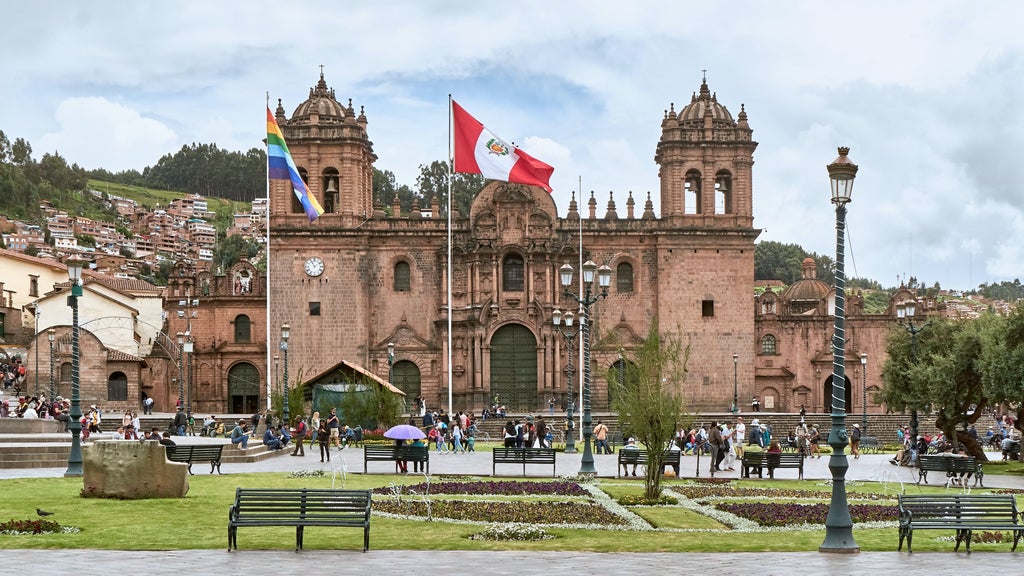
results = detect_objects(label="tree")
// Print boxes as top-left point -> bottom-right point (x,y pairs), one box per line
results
878,318 -> 990,459
338,378 -> 404,429
415,160 -> 485,217
373,167 -> 416,215
608,322 -> 690,499
979,308 -> 1024,444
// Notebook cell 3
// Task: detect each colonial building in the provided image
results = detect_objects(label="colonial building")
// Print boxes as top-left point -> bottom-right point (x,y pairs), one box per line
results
268,73 -> 763,413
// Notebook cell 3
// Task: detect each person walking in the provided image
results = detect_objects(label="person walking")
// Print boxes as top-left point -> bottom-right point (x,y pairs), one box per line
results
290,416 -> 307,456
850,423 -> 862,459
173,406 -> 188,436
708,421 -> 724,473
317,420 -> 330,462
593,420 -> 611,454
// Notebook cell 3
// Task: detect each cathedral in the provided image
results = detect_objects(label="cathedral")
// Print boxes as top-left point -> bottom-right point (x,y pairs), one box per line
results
267,72 -> 894,416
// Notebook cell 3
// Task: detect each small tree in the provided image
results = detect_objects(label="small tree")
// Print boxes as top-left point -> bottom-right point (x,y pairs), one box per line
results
338,377 -> 404,430
608,322 -> 690,500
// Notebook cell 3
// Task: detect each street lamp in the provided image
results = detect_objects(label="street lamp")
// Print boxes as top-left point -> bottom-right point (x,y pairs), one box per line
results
64,256 -> 85,477
176,332 -> 185,411
273,355 -> 279,397
860,353 -> 868,432
281,324 -> 290,425
896,299 -> 927,441
387,342 -> 396,410
552,308 -> 580,454
559,260 -> 612,474
732,353 -> 739,414
34,307 -> 40,396
184,334 -> 194,414
820,146 -> 859,553
47,328 -> 55,401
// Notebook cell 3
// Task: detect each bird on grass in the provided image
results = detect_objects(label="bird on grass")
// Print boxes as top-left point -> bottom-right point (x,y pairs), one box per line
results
36,508 -> 54,517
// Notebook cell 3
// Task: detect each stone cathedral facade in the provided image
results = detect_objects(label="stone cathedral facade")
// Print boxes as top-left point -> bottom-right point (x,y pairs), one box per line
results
267,72 -> 767,414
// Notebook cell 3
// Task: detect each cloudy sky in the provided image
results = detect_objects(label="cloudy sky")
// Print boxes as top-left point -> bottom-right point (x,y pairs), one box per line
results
4,1 -> 1022,291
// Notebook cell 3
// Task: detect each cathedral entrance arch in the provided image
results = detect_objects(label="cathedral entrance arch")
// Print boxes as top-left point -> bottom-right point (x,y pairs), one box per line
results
228,362 -> 260,413
392,360 -> 421,412
821,374 -> 853,414
489,323 -> 538,411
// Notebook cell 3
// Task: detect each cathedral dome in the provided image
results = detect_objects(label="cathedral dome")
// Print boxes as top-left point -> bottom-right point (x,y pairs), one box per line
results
290,72 -> 350,125
782,258 -> 830,302
677,79 -> 735,127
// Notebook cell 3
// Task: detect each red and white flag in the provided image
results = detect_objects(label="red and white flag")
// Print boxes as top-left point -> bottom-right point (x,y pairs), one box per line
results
452,100 -> 554,192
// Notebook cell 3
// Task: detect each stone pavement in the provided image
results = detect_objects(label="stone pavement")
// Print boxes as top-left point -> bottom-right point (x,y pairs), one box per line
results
3,549 -> 1015,575
4,444 -> 1023,570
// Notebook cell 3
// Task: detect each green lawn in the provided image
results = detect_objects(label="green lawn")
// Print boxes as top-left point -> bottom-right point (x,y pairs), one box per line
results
2,473 -> 1021,553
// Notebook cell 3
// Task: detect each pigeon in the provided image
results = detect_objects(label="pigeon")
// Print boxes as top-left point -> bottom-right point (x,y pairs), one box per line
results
36,508 -> 54,517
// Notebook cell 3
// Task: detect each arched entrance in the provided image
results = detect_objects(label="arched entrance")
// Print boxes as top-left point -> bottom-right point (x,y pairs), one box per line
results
821,374 -> 853,413
228,362 -> 260,413
489,323 -> 538,411
392,360 -> 421,412
107,371 -> 128,401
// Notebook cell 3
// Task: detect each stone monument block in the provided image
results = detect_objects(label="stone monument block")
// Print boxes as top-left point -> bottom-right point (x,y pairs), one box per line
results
82,441 -> 189,499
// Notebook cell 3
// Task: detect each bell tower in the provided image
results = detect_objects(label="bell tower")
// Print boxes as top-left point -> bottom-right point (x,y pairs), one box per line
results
270,72 -> 377,226
654,77 -> 757,227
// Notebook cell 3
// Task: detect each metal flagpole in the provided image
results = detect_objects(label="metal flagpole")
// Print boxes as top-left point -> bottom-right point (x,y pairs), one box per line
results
447,95 -> 454,415
577,177 -> 584,441
266,91 -> 274,409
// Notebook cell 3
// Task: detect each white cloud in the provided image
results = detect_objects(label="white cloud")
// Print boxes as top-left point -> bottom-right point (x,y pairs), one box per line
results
36,98 -> 178,171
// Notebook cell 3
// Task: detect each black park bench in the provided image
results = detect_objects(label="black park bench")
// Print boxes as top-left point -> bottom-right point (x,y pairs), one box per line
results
898,493 -> 1024,553
227,488 -> 372,551
741,451 -> 804,479
363,445 -> 429,474
492,447 -> 556,476
165,444 -> 224,474
616,449 -> 681,477
916,454 -> 984,487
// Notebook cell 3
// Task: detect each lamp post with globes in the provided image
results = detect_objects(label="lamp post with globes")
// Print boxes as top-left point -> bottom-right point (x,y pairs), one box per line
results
64,256 -> 85,477
860,353 -> 868,432
176,332 -> 185,410
281,324 -> 290,425
820,146 -> 860,553
47,328 -> 55,401
732,353 -> 739,414
896,300 -> 927,442
552,308 -> 581,454
559,260 -> 611,475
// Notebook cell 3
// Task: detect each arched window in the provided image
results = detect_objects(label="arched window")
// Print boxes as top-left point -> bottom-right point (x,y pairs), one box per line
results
503,254 -> 524,292
59,362 -> 72,398
761,334 -> 777,355
616,262 -> 634,293
234,315 -> 251,343
107,371 -> 128,401
228,362 -> 260,414
715,171 -> 733,214
394,261 -> 411,291
684,170 -> 701,214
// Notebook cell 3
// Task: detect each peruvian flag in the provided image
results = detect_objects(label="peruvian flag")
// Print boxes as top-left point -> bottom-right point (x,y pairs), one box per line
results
452,100 -> 554,192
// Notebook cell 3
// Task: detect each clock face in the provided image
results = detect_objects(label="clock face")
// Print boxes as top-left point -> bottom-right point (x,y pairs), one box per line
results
304,257 -> 325,277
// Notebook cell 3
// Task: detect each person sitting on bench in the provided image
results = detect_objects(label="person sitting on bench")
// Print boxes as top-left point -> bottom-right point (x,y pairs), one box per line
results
620,437 -> 639,477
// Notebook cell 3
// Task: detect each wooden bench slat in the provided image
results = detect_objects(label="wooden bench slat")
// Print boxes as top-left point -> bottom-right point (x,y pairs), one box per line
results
740,452 -> 804,480
165,444 -> 224,474
228,488 -> 372,552
898,494 -> 1024,553
492,448 -> 556,476
363,445 -> 429,474
616,450 -> 681,477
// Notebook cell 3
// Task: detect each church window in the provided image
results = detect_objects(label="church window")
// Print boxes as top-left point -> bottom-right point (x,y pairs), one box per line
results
394,261 -> 411,291
715,171 -> 733,214
503,254 -> 524,292
309,302 -> 321,316
29,275 -> 39,297
702,299 -> 715,317
761,334 -> 777,355
616,262 -> 634,293
234,314 -> 251,343
684,171 -> 701,215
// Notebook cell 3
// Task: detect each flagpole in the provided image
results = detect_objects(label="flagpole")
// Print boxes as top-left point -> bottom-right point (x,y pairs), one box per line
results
265,93 -> 272,413
447,94 -> 454,416
578,177 -> 584,441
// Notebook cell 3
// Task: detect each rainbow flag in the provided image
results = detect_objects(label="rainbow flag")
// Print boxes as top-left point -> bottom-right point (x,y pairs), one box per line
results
267,107 -> 324,222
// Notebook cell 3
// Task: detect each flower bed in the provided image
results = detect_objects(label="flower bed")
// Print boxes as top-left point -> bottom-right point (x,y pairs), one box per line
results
374,499 -> 628,525
0,519 -> 79,535
373,480 -> 588,496
714,502 -> 895,526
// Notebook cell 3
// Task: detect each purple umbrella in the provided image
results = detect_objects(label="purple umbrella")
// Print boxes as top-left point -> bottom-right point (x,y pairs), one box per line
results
383,424 -> 426,440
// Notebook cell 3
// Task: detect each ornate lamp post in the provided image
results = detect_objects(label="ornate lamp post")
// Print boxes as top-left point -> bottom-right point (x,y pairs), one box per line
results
184,334 -> 194,414
559,260 -> 611,474
176,332 -> 185,410
273,355 -> 279,398
820,146 -> 860,553
281,324 -> 290,425
64,256 -> 85,477
552,308 -> 580,454
860,353 -> 868,431
47,328 -> 55,401
732,352 -> 739,414
34,307 -> 40,396
896,299 -> 927,441
387,341 -> 395,404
